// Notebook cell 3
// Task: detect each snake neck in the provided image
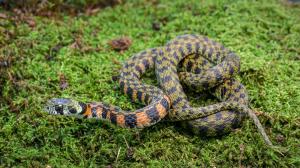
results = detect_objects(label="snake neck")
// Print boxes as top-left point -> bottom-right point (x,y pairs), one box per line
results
78,97 -> 170,129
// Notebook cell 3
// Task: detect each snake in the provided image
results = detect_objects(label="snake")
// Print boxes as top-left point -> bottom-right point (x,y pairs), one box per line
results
44,34 -> 272,145
45,56 -> 171,128
155,34 -> 271,145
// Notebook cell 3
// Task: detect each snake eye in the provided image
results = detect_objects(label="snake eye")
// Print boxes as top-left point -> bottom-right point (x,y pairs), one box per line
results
69,107 -> 77,114
55,105 -> 64,115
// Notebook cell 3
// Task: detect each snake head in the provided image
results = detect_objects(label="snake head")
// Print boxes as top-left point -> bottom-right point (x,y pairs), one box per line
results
44,98 -> 85,116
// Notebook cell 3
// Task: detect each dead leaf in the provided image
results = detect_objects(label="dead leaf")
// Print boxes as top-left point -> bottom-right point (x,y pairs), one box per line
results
26,18 -> 36,28
152,21 -> 161,31
111,57 -> 121,65
111,75 -> 119,82
12,8 -> 22,16
276,134 -> 285,143
85,7 -> 100,15
0,59 -> 9,68
81,46 -> 95,52
108,37 -> 132,52
254,110 -> 263,116
70,38 -> 82,50
0,13 -> 8,19
126,147 -> 134,160
59,73 -> 68,90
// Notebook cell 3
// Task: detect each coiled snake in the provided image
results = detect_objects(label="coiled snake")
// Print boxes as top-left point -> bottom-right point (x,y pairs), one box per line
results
44,34 -> 272,145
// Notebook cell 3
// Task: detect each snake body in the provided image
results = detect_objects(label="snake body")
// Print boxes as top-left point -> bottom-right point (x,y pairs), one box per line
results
118,35 -> 246,135
45,52 -> 171,128
155,34 -> 246,135
180,55 -> 248,136
44,34 -> 272,145
119,34 -> 271,144
155,35 -> 271,144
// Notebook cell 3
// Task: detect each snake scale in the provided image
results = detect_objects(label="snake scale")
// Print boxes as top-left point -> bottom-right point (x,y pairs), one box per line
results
44,34 -> 272,145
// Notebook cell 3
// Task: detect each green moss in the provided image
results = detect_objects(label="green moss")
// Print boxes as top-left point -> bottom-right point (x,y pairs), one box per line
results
0,0 -> 121,12
0,0 -> 299,167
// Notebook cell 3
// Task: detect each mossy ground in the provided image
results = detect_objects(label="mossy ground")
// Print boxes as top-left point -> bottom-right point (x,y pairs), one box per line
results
0,0 -> 300,167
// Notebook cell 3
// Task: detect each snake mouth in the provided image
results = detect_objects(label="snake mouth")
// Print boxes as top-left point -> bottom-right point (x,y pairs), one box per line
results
44,104 -> 63,115
44,98 -> 82,116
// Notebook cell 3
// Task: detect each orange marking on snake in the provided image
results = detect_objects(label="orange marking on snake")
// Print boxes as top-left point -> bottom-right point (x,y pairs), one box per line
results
156,103 -> 167,118
116,115 -> 125,127
96,106 -> 103,118
136,111 -> 151,128
106,111 -> 111,120
83,104 -> 92,117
